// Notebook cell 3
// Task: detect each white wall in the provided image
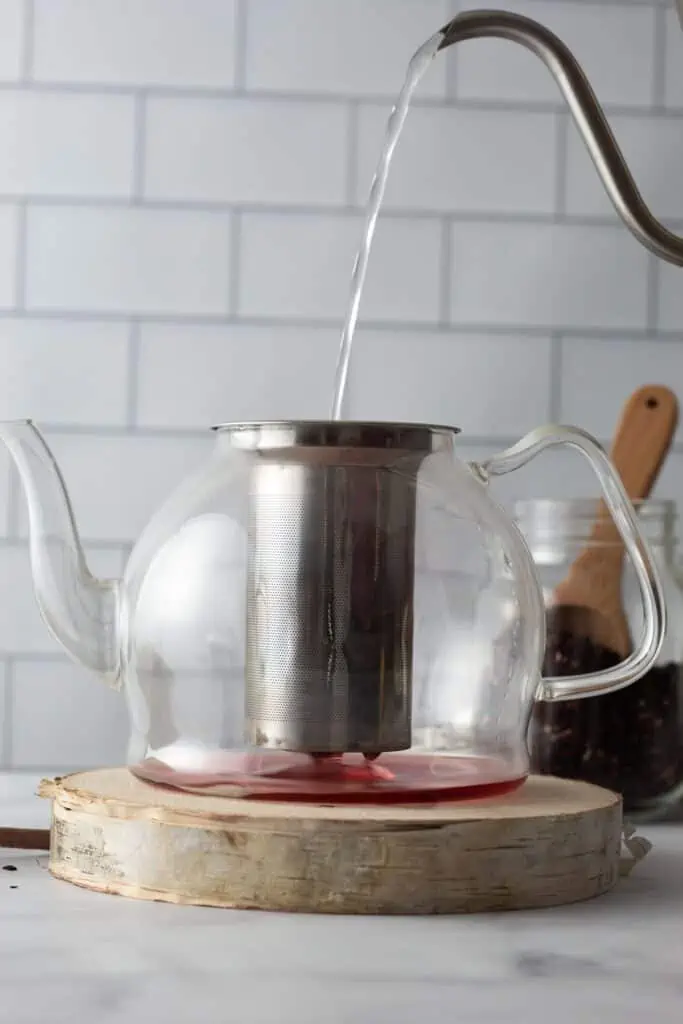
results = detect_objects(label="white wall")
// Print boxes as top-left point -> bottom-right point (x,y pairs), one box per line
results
0,0 -> 680,770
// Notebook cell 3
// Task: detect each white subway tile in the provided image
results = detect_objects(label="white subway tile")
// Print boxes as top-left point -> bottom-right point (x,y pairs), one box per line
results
145,97 -> 346,207
33,0 -> 237,87
454,0 -> 655,108
0,319 -> 129,425
137,324 -> 338,428
0,545 -> 124,654
566,113 -> 683,220
0,92 -> 134,198
665,8 -> 683,109
239,213 -> 440,322
11,660 -> 128,768
245,0 -> 449,98
560,337 -> 683,444
0,0 -> 23,81
25,207 -> 231,316
17,433 -> 209,543
356,105 -> 557,214
449,222 -> 650,330
346,330 -> 551,433
659,262 -> 683,332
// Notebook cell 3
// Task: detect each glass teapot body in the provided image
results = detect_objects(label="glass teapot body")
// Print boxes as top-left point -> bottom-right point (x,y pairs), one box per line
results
111,420 -> 663,800
122,422 -> 541,788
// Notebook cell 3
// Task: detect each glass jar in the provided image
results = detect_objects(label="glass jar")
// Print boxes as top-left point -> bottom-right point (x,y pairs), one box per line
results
516,498 -> 683,820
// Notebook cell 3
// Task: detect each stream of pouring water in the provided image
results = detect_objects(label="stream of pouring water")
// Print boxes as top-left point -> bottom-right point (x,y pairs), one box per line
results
330,29 -> 445,421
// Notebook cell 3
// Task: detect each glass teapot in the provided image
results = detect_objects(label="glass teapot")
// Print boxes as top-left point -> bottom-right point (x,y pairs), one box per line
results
0,418 -> 664,802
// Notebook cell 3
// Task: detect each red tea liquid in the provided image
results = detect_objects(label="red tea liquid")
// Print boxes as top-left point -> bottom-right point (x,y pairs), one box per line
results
132,750 -> 526,804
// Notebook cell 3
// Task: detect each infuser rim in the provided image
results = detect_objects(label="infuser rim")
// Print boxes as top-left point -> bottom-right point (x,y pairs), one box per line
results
210,420 -> 461,451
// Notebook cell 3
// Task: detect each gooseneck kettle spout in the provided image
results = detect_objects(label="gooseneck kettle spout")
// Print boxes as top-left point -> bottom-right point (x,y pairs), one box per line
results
437,10 -> 683,267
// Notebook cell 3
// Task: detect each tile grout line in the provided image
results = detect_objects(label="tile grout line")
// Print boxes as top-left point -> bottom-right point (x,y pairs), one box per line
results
438,220 -> 452,327
228,210 -> 242,316
5,467 -> 21,539
126,321 -> 141,427
646,254 -> 661,332
445,0 -> 461,101
345,101 -> 360,208
132,93 -> 147,202
0,80 -> 678,118
120,541 -> 134,571
0,310 -> 678,340
1,454 -> 13,538
13,202 -> 28,311
2,657 -> 13,769
20,0 -> 34,81
554,113 -> 570,218
444,52 -> 458,105
548,335 -> 563,421
652,3 -> 668,110
233,0 -> 249,93
6,197 -> 683,229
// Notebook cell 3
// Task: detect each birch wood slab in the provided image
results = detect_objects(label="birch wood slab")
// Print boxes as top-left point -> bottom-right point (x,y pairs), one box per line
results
38,769 -> 622,914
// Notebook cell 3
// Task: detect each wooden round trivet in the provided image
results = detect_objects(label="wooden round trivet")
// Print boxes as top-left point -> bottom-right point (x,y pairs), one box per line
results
38,769 -> 622,915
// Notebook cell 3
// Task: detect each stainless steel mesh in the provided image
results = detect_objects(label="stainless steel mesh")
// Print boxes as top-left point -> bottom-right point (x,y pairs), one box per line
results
245,452 -> 420,754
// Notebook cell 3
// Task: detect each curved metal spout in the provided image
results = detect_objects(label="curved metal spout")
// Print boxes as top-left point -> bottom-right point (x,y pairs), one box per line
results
438,10 -> 683,267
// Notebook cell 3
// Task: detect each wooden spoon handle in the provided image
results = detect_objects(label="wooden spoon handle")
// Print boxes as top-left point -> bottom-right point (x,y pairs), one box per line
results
590,384 -> 678,548
609,385 -> 678,498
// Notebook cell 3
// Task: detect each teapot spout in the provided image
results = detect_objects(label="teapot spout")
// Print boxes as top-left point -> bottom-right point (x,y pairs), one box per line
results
0,420 -> 120,683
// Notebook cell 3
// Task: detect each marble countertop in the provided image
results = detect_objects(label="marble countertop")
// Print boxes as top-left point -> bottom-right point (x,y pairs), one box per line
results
2,772 -> 682,1024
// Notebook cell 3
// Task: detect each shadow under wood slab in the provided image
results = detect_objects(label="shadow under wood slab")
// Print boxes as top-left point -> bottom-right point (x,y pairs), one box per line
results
37,770 -> 622,914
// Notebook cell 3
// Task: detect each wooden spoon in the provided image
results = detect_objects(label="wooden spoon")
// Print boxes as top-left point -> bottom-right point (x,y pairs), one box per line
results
548,385 -> 678,659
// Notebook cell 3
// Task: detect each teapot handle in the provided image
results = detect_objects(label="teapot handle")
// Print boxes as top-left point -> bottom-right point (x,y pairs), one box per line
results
474,424 -> 665,701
